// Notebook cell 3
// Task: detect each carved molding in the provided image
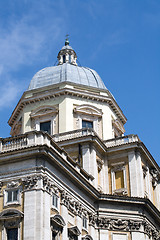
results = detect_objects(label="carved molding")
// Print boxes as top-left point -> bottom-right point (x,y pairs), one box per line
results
61,191 -> 87,217
112,119 -> 125,134
97,158 -> 104,172
43,176 -> 59,194
30,105 -> 58,119
74,104 -> 102,117
68,226 -> 81,237
0,182 -> 3,192
21,176 -> 39,189
88,216 -> 159,240
7,181 -> 19,188
150,168 -> 158,188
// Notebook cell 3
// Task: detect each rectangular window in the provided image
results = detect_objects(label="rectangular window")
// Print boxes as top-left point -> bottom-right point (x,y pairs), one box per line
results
7,190 -> 18,203
40,121 -> 51,134
82,217 -> 87,229
115,170 -> 124,189
82,120 -> 93,129
52,194 -> 58,208
7,228 -> 18,240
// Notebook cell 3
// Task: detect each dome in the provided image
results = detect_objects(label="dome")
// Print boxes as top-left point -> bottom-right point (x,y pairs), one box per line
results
28,39 -> 107,91
28,63 -> 107,90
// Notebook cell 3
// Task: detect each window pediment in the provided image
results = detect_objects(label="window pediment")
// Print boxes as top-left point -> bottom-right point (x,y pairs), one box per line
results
30,105 -> 58,118
82,235 -> 93,240
51,214 -> 66,228
74,104 -> 102,117
0,209 -> 23,220
112,119 -> 125,134
68,226 -> 81,237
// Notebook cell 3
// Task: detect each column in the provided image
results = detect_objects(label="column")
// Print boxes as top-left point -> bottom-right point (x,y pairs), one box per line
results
89,225 -> 96,239
24,190 -> 37,240
82,144 -> 90,173
136,152 -> 144,197
76,215 -> 82,240
103,156 -> 109,194
156,182 -> 160,211
131,232 -> 145,240
43,191 -> 51,239
100,229 -> 109,240
90,146 -> 98,188
61,204 -> 68,240
23,182 -> 51,240
128,151 -> 138,197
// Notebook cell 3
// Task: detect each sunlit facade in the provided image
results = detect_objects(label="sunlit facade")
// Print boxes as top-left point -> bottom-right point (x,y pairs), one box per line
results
0,40 -> 159,240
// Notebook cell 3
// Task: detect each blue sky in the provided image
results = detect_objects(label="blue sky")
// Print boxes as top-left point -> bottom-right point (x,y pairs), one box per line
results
0,0 -> 160,165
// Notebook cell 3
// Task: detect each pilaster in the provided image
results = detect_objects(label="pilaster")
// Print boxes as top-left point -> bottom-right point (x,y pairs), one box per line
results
82,144 -> 90,174
128,151 -> 138,197
61,204 -> 68,240
24,190 -> 37,240
90,146 -> 98,188
103,155 -> 109,194
131,232 -> 145,240
76,215 -> 82,240
136,151 -> 144,197
100,229 -> 109,240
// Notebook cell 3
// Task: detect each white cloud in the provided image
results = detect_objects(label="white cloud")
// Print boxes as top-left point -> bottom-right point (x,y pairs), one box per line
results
0,0 -> 67,109
0,81 -> 20,109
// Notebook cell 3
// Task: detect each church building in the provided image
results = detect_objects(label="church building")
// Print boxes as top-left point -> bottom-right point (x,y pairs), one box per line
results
0,38 -> 160,240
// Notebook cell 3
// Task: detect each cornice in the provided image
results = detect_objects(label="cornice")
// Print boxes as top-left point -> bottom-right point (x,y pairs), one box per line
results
106,140 -> 160,173
8,87 -> 127,127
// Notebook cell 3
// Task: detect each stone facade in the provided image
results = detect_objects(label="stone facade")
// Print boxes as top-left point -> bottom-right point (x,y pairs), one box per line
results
0,41 -> 159,240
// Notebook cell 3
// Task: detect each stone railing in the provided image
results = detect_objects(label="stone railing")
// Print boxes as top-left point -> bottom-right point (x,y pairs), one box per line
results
0,131 -> 59,153
52,128 -> 97,142
104,134 -> 140,148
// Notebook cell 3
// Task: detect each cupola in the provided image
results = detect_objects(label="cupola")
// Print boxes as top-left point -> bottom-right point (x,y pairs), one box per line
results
57,36 -> 77,65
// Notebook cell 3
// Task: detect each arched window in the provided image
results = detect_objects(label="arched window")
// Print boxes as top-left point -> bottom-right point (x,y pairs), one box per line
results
0,209 -> 23,240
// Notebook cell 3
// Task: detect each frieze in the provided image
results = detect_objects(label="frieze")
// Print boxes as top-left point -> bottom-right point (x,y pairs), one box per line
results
21,175 -> 39,189
143,220 -> 159,240
7,181 -> 19,188
42,176 -> 59,194
93,217 -> 159,240
61,190 -> 87,217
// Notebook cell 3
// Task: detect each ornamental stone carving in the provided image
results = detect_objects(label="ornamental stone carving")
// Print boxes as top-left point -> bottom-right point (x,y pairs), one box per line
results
88,213 -> 96,226
0,182 -> 3,192
150,168 -> 158,188
4,219 -> 21,228
22,176 -> 39,189
93,217 -> 159,240
61,191 -> 87,217
43,176 -> 59,194
110,219 -> 129,231
143,220 -> 159,240
95,217 -> 142,232
7,181 -> 19,188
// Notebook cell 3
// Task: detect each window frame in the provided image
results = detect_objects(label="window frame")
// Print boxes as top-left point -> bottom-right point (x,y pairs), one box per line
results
4,188 -> 21,207
40,120 -> 51,134
82,217 -> 88,230
111,163 -> 127,195
52,193 -> 59,210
